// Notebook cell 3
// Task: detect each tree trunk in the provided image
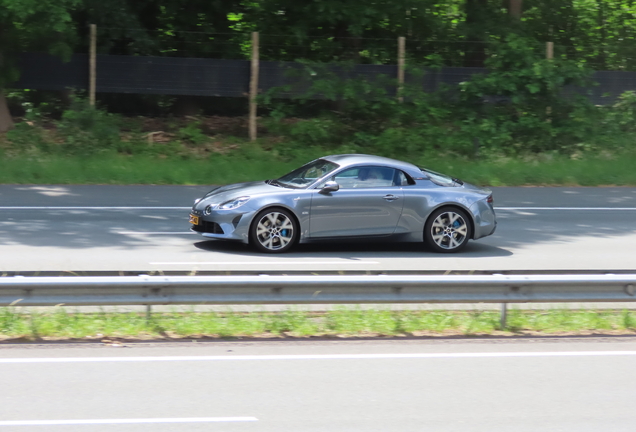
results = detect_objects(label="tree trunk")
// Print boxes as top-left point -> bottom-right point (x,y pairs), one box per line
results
0,90 -> 14,133
509,0 -> 523,19
464,0 -> 488,67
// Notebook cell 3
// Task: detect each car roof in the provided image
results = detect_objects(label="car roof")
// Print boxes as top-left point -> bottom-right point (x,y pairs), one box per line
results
321,154 -> 420,173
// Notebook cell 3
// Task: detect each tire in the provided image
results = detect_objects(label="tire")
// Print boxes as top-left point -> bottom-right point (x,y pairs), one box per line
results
250,208 -> 299,253
424,207 -> 472,253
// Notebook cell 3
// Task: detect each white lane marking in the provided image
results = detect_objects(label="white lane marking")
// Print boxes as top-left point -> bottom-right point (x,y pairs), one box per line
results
150,261 -> 380,265
116,231 -> 196,235
496,207 -> 636,210
0,417 -> 258,426
2,351 -> 636,364
0,207 -> 190,210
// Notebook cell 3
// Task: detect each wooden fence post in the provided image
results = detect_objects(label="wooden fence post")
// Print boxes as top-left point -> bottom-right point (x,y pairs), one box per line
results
397,36 -> 405,103
546,41 -> 554,60
89,24 -> 97,106
249,32 -> 260,141
546,41 -> 554,122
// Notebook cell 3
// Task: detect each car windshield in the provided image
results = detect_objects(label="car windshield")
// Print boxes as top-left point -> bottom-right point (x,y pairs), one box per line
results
420,167 -> 456,186
276,159 -> 339,188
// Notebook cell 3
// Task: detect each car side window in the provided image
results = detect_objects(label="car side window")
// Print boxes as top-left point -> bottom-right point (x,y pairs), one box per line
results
396,170 -> 412,186
332,166 -> 397,189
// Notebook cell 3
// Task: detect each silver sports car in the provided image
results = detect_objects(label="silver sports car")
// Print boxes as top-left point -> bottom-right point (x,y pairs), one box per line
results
189,154 -> 496,253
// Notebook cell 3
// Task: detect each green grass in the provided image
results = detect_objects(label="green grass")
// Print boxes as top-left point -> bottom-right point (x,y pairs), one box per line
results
1,150 -> 636,186
2,307 -> 636,341
0,153 -> 312,185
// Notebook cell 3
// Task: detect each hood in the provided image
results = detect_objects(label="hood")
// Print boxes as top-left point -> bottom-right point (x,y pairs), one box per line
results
194,181 -> 288,209
461,181 -> 492,196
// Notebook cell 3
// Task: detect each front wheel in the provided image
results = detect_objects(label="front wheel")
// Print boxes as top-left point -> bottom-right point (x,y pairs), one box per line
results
424,208 -> 472,253
250,208 -> 298,253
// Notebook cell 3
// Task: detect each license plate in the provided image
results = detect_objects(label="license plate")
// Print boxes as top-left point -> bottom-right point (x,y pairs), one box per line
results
189,214 -> 200,225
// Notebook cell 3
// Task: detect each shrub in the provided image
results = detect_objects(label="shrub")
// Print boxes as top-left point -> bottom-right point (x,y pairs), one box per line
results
178,120 -> 208,145
56,100 -> 121,155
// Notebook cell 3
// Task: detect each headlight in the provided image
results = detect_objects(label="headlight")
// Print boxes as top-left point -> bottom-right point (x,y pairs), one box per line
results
204,204 -> 215,215
218,196 -> 250,210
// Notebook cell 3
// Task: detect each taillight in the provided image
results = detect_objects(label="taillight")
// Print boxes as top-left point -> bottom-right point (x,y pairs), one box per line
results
486,195 -> 493,204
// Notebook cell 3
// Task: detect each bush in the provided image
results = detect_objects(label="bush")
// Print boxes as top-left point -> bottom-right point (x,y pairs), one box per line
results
56,100 -> 121,155
178,120 -> 208,145
261,34 -> 617,159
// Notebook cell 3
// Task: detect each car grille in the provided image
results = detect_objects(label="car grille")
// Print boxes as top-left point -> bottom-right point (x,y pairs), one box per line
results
192,221 -> 224,234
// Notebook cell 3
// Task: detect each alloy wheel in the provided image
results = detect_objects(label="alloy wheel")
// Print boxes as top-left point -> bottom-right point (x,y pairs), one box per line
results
255,211 -> 296,252
427,210 -> 470,252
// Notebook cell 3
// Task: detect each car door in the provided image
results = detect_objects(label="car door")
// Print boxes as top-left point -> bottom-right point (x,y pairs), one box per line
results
308,166 -> 405,238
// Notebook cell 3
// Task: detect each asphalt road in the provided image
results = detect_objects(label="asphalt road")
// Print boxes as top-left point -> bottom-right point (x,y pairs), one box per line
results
2,339 -> 636,431
1,185 -> 636,272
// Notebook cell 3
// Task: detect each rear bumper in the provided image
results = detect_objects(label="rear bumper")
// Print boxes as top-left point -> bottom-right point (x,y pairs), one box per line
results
469,201 -> 497,240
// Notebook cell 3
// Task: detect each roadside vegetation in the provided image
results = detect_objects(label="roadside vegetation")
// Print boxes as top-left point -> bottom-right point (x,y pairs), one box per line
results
4,3 -> 636,186
3,79 -> 636,187
2,307 -> 636,341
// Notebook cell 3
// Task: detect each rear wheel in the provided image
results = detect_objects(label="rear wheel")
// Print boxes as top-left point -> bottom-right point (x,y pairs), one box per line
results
424,207 -> 471,253
250,208 -> 298,253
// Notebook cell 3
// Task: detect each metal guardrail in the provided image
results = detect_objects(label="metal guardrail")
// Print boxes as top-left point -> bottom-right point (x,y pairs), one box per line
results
1,274 -> 635,307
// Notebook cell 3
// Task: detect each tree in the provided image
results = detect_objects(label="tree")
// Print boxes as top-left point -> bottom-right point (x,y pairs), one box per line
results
0,0 -> 80,131
509,0 -> 522,19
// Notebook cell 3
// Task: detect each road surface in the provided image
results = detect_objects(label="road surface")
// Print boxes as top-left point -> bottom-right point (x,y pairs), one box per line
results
1,338 -> 636,431
1,185 -> 636,272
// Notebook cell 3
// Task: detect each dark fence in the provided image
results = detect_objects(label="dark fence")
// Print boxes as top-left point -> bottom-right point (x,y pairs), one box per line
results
12,53 -> 636,105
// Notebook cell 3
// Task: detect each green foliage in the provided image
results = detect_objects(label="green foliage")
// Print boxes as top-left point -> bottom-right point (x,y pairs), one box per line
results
178,120 -> 208,145
455,34 -> 596,153
607,91 -> 636,133
5,121 -> 52,154
56,100 -> 121,155
261,33 -> 614,158
0,0 -> 80,86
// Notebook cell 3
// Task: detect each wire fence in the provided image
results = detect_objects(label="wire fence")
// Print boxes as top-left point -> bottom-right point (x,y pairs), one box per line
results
80,28 -> 636,70
10,29 -> 636,123
13,52 -> 636,107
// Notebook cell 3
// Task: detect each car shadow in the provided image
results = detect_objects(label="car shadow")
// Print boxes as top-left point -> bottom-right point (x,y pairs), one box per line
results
3,185 -> 636,258
194,239 -> 512,258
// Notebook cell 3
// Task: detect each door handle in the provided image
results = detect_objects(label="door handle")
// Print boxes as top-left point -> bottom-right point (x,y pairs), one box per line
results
383,194 -> 399,201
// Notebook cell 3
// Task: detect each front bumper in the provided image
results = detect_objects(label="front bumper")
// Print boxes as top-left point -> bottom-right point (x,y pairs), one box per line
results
189,208 -> 254,243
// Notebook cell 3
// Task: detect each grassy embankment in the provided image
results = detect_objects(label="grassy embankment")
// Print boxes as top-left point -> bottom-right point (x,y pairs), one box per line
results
2,147 -> 636,187
2,307 -> 636,341
2,112 -> 636,186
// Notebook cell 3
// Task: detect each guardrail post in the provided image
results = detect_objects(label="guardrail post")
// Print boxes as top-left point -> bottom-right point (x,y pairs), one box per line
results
146,304 -> 152,322
500,303 -> 508,329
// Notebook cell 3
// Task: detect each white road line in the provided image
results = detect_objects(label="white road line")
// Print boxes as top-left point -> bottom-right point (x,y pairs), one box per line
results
150,261 -> 380,265
496,207 -> 636,210
116,231 -> 196,235
0,417 -> 258,426
0,207 -> 190,210
2,351 -> 636,364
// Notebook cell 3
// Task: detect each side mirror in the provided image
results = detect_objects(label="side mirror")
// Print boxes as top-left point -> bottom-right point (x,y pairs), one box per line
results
319,181 -> 340,194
